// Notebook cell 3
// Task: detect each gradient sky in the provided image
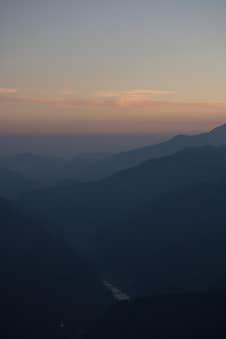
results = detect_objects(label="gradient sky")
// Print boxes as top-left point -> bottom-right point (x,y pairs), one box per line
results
0,0 -> 226,134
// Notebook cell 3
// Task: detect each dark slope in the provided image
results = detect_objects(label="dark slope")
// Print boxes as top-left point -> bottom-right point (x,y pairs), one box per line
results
0,198 -> 112,339
20,146 -> 226,255
85,291 -> 226,339
91,178 -> 226,295
74,122 -> 226,180
19,146 -> 226,296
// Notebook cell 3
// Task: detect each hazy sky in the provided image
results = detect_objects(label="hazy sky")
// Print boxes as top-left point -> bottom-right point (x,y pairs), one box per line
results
0,0 -> 226,134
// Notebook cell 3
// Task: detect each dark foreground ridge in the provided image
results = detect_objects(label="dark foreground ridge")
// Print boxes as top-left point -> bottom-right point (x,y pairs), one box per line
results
85,290 -> 226,339
0,198 -> 112,339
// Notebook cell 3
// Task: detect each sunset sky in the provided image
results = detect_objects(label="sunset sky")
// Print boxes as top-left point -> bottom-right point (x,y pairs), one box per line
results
0,0 -> 226,134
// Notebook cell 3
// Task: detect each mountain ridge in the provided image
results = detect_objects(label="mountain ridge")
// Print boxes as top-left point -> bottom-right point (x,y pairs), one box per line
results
20,145 -> 226,285
75,122 -> 226,180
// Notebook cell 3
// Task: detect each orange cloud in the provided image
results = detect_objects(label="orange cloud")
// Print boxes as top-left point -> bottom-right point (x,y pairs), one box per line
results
94,89 -> 176,99
15,95 -> 65,105
0,88 -> 17,94
3,88 -> 176,108
0,89 -> 226,116
120,89 -> 176,96
0,91 -> 226,134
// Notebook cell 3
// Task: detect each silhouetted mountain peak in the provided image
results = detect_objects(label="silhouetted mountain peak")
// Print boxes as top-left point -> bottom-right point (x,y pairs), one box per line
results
66,122 -> 226,181
208,122 -> 226,137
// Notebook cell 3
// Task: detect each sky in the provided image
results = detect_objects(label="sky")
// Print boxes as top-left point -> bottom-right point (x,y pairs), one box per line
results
0,0 -> 226,134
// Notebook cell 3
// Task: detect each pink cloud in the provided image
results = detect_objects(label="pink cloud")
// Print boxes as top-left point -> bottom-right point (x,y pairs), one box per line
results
0,89 -> 225,116
0,88 -> 17,94
94,89 -> 176,99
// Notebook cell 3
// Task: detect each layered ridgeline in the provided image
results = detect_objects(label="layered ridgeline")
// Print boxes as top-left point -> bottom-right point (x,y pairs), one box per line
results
20,146 -> 226,296
85,291 -> 226,339
1,123 -> 226,196
0,198 -> 112,339
68,122 -> 226,180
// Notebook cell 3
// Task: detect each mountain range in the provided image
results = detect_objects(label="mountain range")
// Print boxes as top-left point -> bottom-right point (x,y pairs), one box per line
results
1,123 -> 226,198
2,122 -> 226,337
20,145 -> 226,295
70,122 -> 226,180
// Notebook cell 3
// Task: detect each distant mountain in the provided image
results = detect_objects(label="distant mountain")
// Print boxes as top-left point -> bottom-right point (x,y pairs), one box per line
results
2,123 -> 226,187
75,123 -> 226,180
0,198 -> 112,339
85,291 -> 226,339
0,153 -> 69,185
0,167 -> 37,198
21,145 -> 226,250
0,152 -> 108,189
